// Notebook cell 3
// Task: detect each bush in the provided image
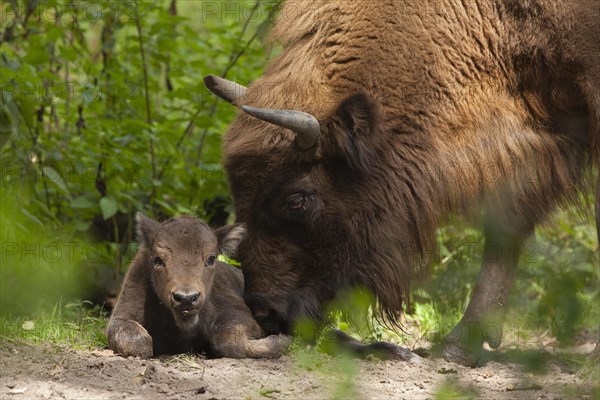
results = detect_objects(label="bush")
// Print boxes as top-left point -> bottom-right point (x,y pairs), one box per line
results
1,0 -> 279,312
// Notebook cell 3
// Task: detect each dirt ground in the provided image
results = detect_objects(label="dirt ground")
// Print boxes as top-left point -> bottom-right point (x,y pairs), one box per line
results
0,339 -> 597,400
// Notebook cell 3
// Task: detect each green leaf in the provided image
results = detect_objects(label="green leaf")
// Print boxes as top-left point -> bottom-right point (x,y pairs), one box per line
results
15,97 -> 35,134
71,196 -> 95,209
42,166 -> 70,198
59,45 -> 78,62
256,19 -> 271,42
46,26 -> 63,41
195,115 -> 213,128
75,220 -> 92,231
99,197 -> 118,220
20,208 -> 44,227
23,48 -> 51,65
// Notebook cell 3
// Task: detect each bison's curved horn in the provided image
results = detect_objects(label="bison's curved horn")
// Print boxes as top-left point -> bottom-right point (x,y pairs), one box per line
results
203,75 -> 247,105
241,106 -> 321,150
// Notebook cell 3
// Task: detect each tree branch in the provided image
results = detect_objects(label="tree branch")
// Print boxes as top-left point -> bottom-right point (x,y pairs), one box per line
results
134,0 -> 157,202
194,1 -> 267,166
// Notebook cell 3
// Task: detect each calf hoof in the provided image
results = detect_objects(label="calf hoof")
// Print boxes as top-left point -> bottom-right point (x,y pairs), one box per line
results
108,321 -> 154,358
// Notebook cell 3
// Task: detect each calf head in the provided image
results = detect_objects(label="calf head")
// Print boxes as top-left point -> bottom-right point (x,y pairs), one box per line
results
136,214 -> 246,332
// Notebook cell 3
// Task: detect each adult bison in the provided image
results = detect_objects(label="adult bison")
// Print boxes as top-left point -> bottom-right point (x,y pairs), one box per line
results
205,0 -> 600,365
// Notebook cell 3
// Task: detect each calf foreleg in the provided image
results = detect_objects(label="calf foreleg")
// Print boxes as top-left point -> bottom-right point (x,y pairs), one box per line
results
107,319 -> 153,358
209,319 -> 291,358
106,259 -> 154,358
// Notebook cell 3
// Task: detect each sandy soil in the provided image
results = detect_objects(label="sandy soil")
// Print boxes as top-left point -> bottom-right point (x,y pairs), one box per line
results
0,339 -> 597,400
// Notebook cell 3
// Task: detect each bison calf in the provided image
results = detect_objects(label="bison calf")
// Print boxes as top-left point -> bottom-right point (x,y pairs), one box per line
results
107,214 -> 291,358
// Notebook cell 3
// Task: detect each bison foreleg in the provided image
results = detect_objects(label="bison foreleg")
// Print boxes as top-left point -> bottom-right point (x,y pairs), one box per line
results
107,319 -> 153,358
578,174 -> 600,380
442,220 -> 532,367
322,330 -> 422,363
592,173 -> 600,363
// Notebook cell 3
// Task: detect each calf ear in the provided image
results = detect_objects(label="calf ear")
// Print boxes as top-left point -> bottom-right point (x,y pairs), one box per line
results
322,92 -> 381,173
215,223 -> 247,258
136,213 -> 159,246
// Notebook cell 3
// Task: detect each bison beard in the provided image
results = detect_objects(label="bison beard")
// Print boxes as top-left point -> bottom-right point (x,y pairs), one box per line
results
205,0 -> 599,366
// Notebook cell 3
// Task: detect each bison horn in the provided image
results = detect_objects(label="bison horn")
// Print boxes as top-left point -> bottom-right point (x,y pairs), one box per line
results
203,74 -> 247,105
241,106 -> 321,150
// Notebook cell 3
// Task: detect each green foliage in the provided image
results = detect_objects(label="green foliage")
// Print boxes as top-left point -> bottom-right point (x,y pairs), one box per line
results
325,206 -> 597,352
0,188 -> 92,313
1,0 -> 278,223
434,381 -> 478,400
324,287 -> 378,340
518,209 -> 599,345
292,344 -> 360,399
0,301 -> 108,350
1,0 -> 279,313
406,207 -> 599,347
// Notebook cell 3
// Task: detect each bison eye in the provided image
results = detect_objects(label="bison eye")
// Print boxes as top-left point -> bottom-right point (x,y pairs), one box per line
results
284,193 -> 307,212
153,256 -> 165,268
205,255 -> 216,268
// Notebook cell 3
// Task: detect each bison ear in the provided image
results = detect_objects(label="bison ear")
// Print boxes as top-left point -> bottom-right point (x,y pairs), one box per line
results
136,213 -> 159,246
215,223 -> 247,258
323,92 -> 381,173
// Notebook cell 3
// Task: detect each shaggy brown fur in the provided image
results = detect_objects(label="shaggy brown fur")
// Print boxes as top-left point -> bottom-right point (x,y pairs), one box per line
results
218,0 -> 599,363
106,214 -> 290,358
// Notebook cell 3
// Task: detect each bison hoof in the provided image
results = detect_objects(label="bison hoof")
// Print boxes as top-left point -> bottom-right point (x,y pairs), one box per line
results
441,340 -> 479,367
440,320 -> 503,366
577,346 -> 600,382
486,335 -> 502,350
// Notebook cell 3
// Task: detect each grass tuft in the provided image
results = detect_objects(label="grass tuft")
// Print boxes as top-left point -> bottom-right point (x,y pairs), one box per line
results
0,301 -> 108,350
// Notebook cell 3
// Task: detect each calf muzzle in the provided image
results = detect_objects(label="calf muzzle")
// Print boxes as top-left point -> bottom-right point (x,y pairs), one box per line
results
171,290 -> 201,308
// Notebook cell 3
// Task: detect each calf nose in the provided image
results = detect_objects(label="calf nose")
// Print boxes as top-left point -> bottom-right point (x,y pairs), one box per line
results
172,291 -> 200,305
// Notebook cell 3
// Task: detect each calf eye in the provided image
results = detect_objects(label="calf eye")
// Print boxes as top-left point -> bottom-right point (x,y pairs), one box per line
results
205,255 -> 216,268
153,256 -> 165,268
